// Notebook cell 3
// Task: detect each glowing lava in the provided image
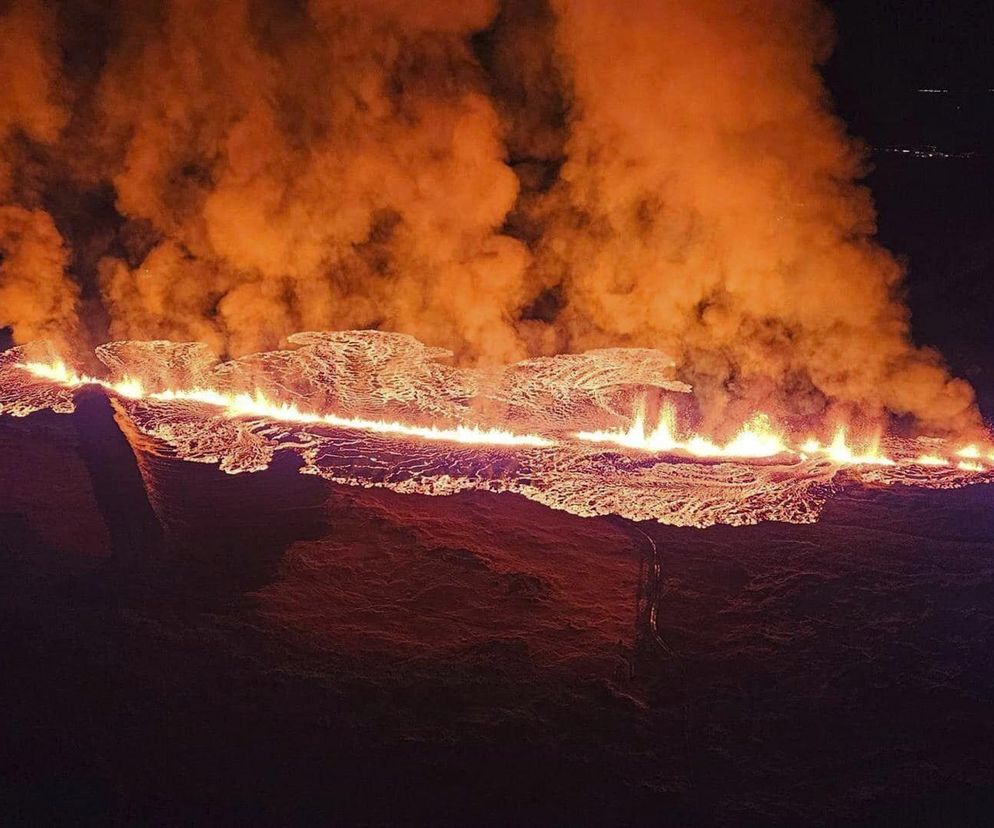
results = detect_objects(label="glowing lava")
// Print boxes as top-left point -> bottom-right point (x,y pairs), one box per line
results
10,357 -> 993,472
579,404 -> 991,472
575,405 -> 790,460
801,427 -> 895,466
4,334 -> 994,529
16,360 -> 555,448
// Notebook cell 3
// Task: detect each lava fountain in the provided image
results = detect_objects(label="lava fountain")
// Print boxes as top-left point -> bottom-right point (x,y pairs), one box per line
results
1,331 -> 992,528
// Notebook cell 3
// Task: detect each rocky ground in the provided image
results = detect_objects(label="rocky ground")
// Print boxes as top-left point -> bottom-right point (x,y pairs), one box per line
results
2,393 -> 993,825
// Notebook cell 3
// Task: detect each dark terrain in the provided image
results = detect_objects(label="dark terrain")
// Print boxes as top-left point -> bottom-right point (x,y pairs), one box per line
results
2,389 -> 993,826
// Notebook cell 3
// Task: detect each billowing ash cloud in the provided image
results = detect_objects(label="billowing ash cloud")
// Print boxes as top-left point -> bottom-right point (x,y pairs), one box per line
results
0,1 -> 78,349
0,0 -> 979,431
89,0 -> 528,363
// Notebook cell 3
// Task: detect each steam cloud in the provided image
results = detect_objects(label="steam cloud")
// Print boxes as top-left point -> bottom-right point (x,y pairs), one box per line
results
0,0 -> 979,431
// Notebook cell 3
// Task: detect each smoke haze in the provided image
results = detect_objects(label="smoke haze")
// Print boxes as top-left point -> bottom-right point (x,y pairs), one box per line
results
0,0 -> 979,431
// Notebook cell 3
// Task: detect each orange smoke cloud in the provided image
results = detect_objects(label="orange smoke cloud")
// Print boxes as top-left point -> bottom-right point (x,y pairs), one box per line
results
0,0 -> 981,433
0,0 -> 78,350
91,0 -> 529,362
535,0 -> 977,430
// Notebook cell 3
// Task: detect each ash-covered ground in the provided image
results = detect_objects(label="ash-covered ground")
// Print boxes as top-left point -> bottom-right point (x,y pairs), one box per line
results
2,390 -> 993,826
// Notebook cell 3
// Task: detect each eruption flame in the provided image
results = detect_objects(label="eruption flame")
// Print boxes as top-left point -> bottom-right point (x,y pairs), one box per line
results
3,332 -> 993,529
801,428 -> 895,467
576,405 -> 791,460
13,357 -> 991,472
16,359 -> 554,448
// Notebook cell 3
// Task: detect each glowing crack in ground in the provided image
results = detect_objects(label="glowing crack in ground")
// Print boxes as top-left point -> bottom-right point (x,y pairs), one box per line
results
2,332 -> 992,528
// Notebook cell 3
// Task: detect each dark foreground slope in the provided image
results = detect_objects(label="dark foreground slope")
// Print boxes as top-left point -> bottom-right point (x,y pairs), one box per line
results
1,394 -> 993,826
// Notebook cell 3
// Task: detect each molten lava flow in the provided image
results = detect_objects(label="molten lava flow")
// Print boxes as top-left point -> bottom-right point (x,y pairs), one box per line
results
801,427 -> 895,466
16,360 -> 555,448
3,333 -> 994,529
577,403 -> 994,474
13,357 -> 994,470
575,405 -> 790,460
575,404 -> 679,454
18,360 -> 146,399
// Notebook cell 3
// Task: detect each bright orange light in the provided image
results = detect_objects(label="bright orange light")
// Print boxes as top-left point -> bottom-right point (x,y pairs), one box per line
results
722,413 -> 790,458
13,359 -> 994,474
576,404 -> 789,459
574,403 -> 680,454
804,427 -> 895,466
17,360 -> 555,448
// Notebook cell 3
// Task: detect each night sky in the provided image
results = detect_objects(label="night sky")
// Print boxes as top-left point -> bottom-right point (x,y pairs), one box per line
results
827,0 -> 994,414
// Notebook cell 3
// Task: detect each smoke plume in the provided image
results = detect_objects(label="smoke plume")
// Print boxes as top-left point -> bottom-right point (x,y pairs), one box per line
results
0,0 -> 980,431
0,0 -> 78,349
530,0 -> 976,431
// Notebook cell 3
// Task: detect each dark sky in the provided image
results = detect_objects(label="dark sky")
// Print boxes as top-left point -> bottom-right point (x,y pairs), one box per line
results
827,0 -> 994,149
829,0 -> 994,88
825,0 -> 994,416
